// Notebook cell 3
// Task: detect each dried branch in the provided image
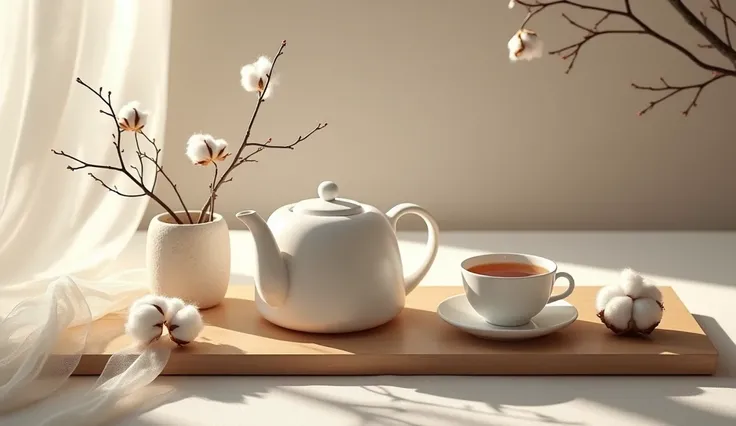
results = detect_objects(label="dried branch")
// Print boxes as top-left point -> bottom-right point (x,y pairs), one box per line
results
512,0 -> 736,115
244,123 -> 328,150
548,13 -> 645,73
139,132 -> 160,192
53,78 -> 184,223
593,12 -> 611,31
139,131 -> 194,224
631,73 -> 726,116
236,138 -> 272,166
196,40 -> 328,222
208,163 -> 219,222
514,0 -> 736,76
133,132 -> 146,182
710,0 -> 734,47
88,173 -> 145,198
666,0 -> 736,66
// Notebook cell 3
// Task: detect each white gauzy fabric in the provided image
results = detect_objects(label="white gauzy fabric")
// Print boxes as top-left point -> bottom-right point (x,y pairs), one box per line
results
0,0 -> 173,423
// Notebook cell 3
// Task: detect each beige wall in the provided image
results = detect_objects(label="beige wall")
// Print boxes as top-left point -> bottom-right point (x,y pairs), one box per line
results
143,0 -> 736,231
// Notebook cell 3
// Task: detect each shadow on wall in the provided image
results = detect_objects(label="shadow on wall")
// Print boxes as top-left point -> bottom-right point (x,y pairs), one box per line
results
400,230 -> 735,286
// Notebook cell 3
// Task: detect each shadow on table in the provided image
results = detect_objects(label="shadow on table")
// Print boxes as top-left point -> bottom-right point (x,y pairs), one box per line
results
118,372 -> 736,426
694,314 -> 736,376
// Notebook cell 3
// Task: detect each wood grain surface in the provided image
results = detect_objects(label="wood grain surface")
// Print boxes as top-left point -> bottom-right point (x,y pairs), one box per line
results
64,286 -> 718,376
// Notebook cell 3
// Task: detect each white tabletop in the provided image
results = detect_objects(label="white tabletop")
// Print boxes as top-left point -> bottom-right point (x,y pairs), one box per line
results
33,231 -> 736,425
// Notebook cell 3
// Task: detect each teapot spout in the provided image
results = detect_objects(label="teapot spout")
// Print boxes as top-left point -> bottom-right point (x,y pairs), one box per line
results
235,210 -> 289,307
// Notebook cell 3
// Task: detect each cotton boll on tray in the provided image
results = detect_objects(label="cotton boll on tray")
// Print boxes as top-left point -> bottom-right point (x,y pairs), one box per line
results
596,268 -> 665,336
125,295 -> 205,347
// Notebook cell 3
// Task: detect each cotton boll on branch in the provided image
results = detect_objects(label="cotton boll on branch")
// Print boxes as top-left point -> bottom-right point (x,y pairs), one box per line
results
118,101 -> 148,132
167,305 -> 204,346
125,304 -> 165,345
185,134 -> 230,166
508,29 -> 544,62
240,55 -> 278,99
508,0 -> 516,9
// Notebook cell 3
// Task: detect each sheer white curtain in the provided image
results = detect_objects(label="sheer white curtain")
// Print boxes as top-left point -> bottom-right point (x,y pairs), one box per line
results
0,0 -> 173,423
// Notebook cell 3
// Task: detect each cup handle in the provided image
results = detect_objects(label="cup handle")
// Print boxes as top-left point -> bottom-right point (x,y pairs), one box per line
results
548,272 -> 575,303
386,203 -> 440,295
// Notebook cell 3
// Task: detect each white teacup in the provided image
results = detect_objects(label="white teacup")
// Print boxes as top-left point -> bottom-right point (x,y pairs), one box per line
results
460,253 -> 575,327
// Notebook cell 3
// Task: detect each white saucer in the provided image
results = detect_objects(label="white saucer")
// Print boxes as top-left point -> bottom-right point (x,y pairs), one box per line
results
437,295 -> 578,341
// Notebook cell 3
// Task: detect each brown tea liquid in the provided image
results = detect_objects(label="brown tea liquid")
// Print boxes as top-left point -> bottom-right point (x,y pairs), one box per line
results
467,262 -> 548,278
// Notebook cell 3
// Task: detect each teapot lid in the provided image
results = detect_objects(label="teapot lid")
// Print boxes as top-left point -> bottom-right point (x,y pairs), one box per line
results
291,181 -> 364,217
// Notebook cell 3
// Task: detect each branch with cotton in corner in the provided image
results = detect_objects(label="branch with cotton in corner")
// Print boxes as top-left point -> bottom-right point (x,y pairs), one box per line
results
595,268 -> 665,336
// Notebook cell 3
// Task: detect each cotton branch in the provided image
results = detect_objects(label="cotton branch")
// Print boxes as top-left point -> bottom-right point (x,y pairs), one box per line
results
52,78 -> 184,223
197,40 -> 328,221
512,0 -> 736,115
631,74 -> 726,116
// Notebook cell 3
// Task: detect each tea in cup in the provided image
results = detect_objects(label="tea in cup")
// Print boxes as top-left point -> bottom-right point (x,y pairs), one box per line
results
460,253 -> 575,327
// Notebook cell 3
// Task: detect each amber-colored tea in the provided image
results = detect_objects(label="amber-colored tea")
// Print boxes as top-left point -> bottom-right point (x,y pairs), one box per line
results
467,262 -> 548,278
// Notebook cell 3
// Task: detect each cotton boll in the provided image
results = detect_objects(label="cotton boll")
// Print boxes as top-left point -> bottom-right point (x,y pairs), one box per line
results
166,297 -> 186,320
254,56 -> 273,75
508,0 -> 516,9
212,138 -> 230,161
125,304 -> 164,344
261,75 -> 278,100
167,305 -> 204,346
240,63 -> 260,92
640,278 -> 663,304
602,296 -> 633,333
595,284 -> 625,313
130,294 -> 169,316
185,133 -> 229,165
619,268 -> 646,298
508,29 -> 544,61
185,133 -> 215,165
118,101 -> 148,132
240,56 -> 277,98
632,298 -> 663,332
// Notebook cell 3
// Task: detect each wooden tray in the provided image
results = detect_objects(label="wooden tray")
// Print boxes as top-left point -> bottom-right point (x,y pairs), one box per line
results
67,285 -> 718,376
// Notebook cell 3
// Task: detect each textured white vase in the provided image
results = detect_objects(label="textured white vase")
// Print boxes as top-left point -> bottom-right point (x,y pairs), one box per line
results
146,211 -> 230,309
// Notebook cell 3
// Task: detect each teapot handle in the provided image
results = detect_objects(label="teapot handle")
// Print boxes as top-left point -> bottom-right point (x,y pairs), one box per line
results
386,203 -> 440,295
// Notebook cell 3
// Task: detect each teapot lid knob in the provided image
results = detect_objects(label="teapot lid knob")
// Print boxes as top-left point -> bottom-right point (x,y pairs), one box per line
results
318,181 -> 339,201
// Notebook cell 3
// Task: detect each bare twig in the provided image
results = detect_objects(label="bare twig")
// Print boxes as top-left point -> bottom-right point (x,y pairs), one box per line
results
593,12 -> 611,31
139,131 -> 193,223
88,173 -> 145,198
197,40 -> 328,222
632,73 -> 726,116
548,13 -> 644,73
139,132 -> 160,192
137,142 -> 193,223
208,163 -> 218,222
665,0 -> 736,66
711,0 -> 734,47
133,132 -> 146,182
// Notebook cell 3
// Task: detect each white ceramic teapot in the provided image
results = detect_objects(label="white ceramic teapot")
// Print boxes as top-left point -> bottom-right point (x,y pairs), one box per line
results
236,181 -> 439,333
